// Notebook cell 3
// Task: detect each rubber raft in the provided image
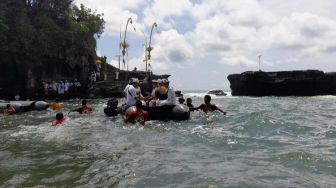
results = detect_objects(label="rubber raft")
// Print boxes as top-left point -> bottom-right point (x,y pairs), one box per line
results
0,101 -> 49,113
125,104 -> 190,121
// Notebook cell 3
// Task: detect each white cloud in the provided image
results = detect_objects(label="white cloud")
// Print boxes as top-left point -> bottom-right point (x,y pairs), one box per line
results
74,0 -> 145,36
258,12 -> 336,57
191,15 -> 260,54
77,0 -> 336,89
189,2 -> 336,67
143,0 -> 193,29
260,0 -> 336,20
150,29 -> 193,69
220,55 -> 256,67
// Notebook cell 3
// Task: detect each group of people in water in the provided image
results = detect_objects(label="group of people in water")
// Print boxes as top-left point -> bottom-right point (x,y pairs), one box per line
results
3,77 -> 226,126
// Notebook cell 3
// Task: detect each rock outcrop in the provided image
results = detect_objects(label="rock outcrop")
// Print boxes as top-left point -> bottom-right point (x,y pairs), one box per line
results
207,90 -> 227,96
0,55 -> 92,100
227,70 -> 336,96
88,63 -> 170,98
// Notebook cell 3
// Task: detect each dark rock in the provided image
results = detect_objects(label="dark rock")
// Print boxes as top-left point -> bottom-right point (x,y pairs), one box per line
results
228,70 -> 336,96
0,54 -> 170,99
0,54 -> 91,100
207,90 -> 227,96
88,65 -> 170,98
88,81 -> 124,98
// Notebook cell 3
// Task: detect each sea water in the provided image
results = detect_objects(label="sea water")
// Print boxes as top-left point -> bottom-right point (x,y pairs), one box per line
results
1,92 -> 336,187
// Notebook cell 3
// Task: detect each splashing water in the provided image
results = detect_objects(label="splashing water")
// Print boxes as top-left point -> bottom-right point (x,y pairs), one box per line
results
1,94 -> 336,187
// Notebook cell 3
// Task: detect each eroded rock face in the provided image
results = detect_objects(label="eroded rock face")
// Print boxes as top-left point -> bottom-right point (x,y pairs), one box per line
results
0,55 -> 90,100
88,69 -> 170,98
0,55 -> 170,100
228,70 -> 336,96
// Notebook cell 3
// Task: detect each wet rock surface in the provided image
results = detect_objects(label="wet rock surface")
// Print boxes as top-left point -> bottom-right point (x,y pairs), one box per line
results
228,70 -> 336,96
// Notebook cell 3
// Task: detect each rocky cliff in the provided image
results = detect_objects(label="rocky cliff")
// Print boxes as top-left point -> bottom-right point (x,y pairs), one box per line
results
0,54 -> 95,100
227,70 -> 336,96
0,1 -> 105,100
88,63 -> 170,98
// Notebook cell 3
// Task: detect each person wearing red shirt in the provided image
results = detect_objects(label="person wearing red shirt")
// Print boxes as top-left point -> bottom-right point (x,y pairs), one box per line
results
52,112 -> 65,126
3,104 -> 16,116
196,95 -> 226,115
124,100 -> 149,125
72,100 -> 92,114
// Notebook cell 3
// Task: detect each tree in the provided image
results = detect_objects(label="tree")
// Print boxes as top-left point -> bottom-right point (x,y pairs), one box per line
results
0,0 -> 106,99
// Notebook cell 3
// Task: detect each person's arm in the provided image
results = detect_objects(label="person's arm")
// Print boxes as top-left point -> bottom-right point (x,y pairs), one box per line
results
194,104 -> 204,111
218,108 -> 226,115
122,85 -> 129,98
139,93 -> 146,101
151,90 -> 157,99
213,105 -> 226,115
72,107 -> 81,113
10,107 -> 16,114
189,106 -> 196,111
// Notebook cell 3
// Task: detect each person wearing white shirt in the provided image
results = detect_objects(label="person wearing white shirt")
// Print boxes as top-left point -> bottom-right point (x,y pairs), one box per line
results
43,81 -> 49,95
64,80 -> 69,93
58,81 -> 64,95
125,78 -> 146,107
125,84 -> 137,107
52,81 -> 57,91
123,80 -> 132,98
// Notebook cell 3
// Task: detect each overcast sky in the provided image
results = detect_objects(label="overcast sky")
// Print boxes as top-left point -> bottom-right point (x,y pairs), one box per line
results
75,0 -> 336,91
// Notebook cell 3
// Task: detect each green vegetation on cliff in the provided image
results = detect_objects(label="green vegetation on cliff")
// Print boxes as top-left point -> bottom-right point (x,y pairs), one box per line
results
0,0 -> 105,62
0,0 -> 105,99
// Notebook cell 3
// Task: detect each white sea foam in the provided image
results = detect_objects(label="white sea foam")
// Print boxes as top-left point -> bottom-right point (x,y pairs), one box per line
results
2,97 -> 336,187
312,95 -> 336,99
183,91 -> 239,99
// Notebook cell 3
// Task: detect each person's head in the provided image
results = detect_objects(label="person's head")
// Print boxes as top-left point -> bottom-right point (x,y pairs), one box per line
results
56,112 -> 64,120
152,80 -> 157,86
132,78 -> 139,86
186,98 -> 192,104
157,79 -> 162,86
82,100 -> 87,106
6,104 -> 11,109
162,79 -> 169,87
135,100 -> 143,109
55,98 -> 59,103
204,95 -> 211,103
107,98 -> 118,108
178,97 -> 185,104
14,95 -> 20,100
